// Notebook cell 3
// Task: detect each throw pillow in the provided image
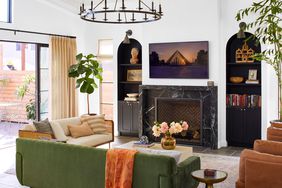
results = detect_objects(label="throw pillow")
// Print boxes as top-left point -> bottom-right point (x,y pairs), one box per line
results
80,114 -> 107,134
33,118 -> 53,134
68,123 -> 94,138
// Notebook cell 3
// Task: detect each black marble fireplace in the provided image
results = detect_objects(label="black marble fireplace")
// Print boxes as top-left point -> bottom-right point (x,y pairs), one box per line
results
139,85 -> 218,149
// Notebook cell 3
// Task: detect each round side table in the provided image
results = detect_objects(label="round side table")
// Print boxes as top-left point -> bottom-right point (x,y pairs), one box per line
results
191,169 -> 228,188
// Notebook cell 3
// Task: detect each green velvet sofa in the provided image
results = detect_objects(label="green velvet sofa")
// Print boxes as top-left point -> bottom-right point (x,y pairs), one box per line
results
16,138 -> 200,188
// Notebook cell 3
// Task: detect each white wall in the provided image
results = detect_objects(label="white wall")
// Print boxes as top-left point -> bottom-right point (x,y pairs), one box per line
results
1,0 -> 277,147
82,0 -> 277,147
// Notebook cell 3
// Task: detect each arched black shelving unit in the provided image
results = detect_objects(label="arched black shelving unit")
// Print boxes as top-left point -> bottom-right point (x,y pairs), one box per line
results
226,32 -> 262,147
117,38 -> 142,136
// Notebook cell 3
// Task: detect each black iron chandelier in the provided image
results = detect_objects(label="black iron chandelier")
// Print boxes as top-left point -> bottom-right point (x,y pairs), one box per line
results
79,0 -> 163,24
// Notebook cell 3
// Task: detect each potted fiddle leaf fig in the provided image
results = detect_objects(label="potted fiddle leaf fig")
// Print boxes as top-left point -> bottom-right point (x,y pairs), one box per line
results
236,0 -> 282,125
68,53 -> 103,115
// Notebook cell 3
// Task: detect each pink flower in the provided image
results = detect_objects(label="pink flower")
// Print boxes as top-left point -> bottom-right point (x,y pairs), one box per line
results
169,125 -> 176,134
160,122 -> 169,134
182,121 -> 189,130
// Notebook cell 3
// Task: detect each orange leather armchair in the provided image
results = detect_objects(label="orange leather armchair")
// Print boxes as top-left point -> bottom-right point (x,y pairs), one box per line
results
236,140 -> 282,188
267,123 -> 282,142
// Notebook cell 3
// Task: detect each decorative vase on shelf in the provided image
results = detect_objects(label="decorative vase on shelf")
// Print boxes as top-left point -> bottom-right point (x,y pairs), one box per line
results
161,134 -> 176,150
152,121 -> 189,150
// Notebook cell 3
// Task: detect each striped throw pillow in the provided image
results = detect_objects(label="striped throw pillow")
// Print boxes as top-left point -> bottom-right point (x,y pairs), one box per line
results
80,114 -> 107,134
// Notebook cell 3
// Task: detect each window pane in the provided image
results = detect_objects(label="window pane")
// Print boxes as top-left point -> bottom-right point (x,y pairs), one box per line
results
0,0 -> 10,23
101,61 -> 113,82
101,83 -> 113,104
101,104 -> 113,120
98,40 -> 113,56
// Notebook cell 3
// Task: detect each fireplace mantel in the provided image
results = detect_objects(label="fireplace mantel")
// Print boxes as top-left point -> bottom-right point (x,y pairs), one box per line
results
139,85 -> 218,149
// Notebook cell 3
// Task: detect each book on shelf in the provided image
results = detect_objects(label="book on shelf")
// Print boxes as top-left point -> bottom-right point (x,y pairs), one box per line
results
226,94 -> 261,108
124,97 -> 138,101
245,80 -> 259,84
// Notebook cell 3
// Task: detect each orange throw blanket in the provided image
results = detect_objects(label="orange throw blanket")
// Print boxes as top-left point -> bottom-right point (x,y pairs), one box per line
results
105,149 -> 138,188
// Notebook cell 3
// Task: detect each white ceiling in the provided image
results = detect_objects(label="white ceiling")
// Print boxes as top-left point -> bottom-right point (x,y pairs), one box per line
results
44,0 -> 144,13
44,0 -> 82,13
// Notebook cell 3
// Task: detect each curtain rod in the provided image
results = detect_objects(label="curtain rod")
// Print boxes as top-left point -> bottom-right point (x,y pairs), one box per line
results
0,28 -> 76,39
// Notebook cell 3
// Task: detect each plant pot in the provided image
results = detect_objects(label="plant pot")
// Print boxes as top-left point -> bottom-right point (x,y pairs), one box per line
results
161,135 -> 176,150
270,120 -> 282,129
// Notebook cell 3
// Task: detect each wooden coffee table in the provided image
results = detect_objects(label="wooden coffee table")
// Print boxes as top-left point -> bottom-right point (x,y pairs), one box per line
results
115,141 -> 193,163
191,169 -> 228,188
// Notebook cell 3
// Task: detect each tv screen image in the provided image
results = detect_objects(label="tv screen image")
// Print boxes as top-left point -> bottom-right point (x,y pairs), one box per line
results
149,41 -> 209,79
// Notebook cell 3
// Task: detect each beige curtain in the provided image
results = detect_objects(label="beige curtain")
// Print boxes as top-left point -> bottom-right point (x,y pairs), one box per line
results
49,36 -> 78,120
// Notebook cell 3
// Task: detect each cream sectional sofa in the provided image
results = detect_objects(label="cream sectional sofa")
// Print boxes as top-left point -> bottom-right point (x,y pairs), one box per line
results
20,117 -> 114,147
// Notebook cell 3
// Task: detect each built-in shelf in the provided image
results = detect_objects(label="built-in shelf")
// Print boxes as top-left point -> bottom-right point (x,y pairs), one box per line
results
227,83 -> 261,86
226,32 -> 262,148
227,62 -> 261,66
119,81 -> 142,84
227,106 -> 261,109
120,64 -> 142,67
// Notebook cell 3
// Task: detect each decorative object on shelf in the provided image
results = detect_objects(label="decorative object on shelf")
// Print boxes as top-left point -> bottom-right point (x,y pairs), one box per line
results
236,0 -> 282,123
130,48 -> 139,64
245,69 -> 259,84
124,93 -> 139,102
207,81 -> 214,87
79,0 -> 163,24
229,76 -> 244,84
68,53 -> 103,115
152,121 -> 189,150
149,41 -> 209,79
235,42 -> 254,63
248,69 -> 257,80
127,69 -> 142,82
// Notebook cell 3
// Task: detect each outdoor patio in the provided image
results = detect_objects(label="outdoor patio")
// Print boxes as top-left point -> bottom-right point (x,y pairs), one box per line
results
0,122 -> 23,149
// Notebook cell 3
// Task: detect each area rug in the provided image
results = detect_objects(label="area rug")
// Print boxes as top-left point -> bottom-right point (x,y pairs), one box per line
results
194,153 -> 239,188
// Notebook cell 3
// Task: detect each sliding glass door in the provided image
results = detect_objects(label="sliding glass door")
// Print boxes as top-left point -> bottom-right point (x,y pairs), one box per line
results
36,44 -> 49,120
0,41 -> 49,124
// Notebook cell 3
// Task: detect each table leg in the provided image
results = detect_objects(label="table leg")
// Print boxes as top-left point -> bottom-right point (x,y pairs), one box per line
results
205,183 -> 213,188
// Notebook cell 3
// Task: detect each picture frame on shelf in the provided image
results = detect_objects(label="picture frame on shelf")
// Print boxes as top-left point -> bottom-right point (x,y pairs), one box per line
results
248,69 -> 257,81
127,69 -> 142,82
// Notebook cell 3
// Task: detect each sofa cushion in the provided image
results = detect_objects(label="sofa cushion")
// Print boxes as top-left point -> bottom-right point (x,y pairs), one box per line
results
80,114 -> 107,134
33,118 -> 53,134
67,133 -> 112,147
49,122 -> 68,141
68,123 -> 94,138
52,117 -> 81,136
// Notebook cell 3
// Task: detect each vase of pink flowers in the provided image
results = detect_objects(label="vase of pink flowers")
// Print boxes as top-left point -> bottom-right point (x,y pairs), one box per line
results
152,121 -> 189,150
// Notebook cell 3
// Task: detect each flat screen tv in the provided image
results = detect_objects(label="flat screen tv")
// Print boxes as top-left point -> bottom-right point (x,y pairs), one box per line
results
149,41 -> 209,79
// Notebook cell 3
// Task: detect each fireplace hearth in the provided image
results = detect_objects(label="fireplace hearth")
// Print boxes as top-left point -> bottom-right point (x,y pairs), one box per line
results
139,85 -> 218,149
156,98 -> 202,145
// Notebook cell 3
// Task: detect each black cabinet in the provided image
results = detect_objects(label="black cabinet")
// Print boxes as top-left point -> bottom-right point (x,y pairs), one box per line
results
118,101 -> 139,136
227,107 -> 261,147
